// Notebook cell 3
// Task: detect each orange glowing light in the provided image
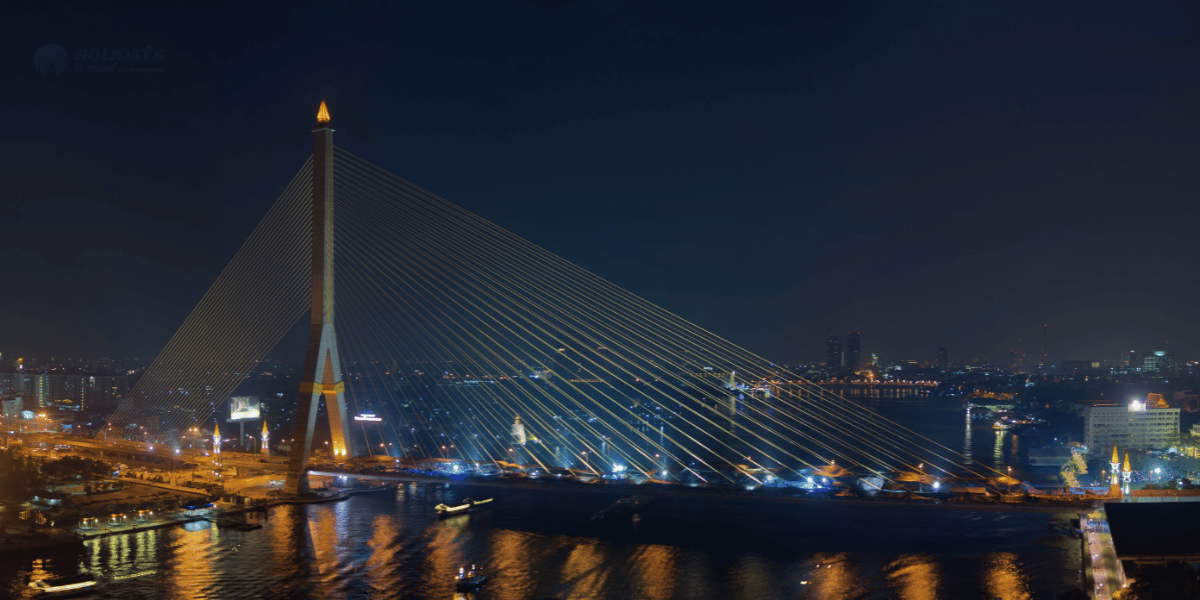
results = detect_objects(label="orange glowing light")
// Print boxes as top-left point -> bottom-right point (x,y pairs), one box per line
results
316,100 -> 331,124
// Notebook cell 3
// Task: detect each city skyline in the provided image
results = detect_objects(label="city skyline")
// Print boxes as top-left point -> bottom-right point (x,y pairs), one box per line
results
6,2 -> 1200,365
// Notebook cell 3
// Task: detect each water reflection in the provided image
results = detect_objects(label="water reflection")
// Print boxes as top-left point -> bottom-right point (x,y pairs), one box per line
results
164,519 -> 216,599
631,544 -> 678,600
963,410 -> 973,464
984,552 -> 1032,600
488,529 -> 539,599
886,554 -> 940,600
363,514 -> 402,598
808,553 -> 865,599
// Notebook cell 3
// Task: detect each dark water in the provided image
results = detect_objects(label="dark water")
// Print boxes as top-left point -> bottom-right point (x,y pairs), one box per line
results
2,396 -> 1082,599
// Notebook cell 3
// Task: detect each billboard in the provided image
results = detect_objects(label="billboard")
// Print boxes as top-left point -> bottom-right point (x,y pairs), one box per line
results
228,396 -> 261,422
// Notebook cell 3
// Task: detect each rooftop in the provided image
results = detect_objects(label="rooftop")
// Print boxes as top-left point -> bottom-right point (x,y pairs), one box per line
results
1105,502 -> 1200,563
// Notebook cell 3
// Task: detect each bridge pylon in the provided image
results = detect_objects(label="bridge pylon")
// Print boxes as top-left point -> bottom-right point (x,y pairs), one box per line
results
283,100 -> 352,495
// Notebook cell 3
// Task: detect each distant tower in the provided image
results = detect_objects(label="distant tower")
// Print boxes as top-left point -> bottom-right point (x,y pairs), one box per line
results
261,420 -> 270,457
937,347 -> 948,371
1122,451 -> 1131,494
1110,445 -> 1120,495
726,370 -> 736,389
845,332 -> 861,372
213,422 -> 221,457
825,335 -> 842,372
283,100 -> 353,496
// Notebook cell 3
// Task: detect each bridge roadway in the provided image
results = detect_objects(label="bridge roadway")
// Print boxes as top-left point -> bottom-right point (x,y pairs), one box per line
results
306,469 -> 1094,514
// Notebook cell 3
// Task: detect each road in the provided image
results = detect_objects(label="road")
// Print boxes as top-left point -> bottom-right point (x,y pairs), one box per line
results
1083,510 -> 1125,600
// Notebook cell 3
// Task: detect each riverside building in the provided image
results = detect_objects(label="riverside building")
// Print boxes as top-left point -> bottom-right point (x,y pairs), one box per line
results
1082,394 -> 1179,452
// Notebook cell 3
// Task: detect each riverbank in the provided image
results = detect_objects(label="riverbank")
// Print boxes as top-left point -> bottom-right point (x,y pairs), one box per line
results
73,483 -> 395,539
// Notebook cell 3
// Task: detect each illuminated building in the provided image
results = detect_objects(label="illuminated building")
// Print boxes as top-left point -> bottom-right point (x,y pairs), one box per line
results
261,420 -> 270,456
213,422 -> 221,456
1083,394 -> 1179,451
936,347 -> 948,371
0,373 -> 128,412
1141,350 -> 1176,376
511,416 -> 526,446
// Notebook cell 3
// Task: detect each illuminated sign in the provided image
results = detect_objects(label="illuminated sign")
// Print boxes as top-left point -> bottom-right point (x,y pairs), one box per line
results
354,413 -> 383,422
21,410 -> 34,420
228,396 -> 261,422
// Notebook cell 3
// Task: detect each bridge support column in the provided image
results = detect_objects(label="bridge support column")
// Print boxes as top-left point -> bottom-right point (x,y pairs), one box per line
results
283,100 -> 352,496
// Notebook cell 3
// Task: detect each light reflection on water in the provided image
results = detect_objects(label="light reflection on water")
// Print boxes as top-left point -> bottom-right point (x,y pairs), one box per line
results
886,554 -> 940,600
0,491 -> 1075,599
985,552 -> 1033,600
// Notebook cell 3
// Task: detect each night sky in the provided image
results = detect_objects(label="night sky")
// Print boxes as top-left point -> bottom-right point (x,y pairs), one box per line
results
6,1 -> 1200,366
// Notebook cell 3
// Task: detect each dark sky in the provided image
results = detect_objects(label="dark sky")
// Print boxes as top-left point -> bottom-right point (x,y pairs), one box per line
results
5,1 -> 1200,366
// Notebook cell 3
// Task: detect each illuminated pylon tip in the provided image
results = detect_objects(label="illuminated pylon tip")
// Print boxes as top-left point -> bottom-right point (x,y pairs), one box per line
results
316,100 -> 331,124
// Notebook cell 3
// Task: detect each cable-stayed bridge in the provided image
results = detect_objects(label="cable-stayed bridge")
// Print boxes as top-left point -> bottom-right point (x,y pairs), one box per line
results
102,102 -> 1014,498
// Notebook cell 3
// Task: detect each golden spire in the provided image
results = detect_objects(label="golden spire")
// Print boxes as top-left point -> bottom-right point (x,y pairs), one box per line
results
262,420 -> 269,435
316,100 -> 331,124
1123,452 -> 1131,471
214,422 -> 220,436
1111,445 -> 1119,464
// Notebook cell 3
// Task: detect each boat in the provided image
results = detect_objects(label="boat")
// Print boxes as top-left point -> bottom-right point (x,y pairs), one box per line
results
455,565 -> 487,592
435,497 -> 492,517
992,421 -> 1010,430
591,495 -> 651,521
110,570 -> 155,582
27,574 -> 98,597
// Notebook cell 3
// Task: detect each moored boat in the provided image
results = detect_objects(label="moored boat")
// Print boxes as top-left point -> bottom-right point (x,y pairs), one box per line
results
27,574 -> 98,597
435,498 -> 492,517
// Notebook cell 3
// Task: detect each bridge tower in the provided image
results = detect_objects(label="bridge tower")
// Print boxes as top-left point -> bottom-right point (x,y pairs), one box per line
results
283,100 -> 352,495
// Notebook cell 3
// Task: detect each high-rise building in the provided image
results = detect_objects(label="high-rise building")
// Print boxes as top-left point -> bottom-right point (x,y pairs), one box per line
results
825,335 -> 842,371
936,347 -> 948,371
1142,351 -> 1177,376
845,332 -> 861,372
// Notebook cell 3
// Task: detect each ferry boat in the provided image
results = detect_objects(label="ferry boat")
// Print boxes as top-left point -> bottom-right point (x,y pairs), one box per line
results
435,497 -> 492,517
992,421 -> 1010,430
27,574 -> 98,597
